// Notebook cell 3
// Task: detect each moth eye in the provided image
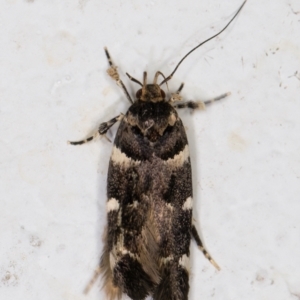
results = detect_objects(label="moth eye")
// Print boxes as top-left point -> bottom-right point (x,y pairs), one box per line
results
136,89 -> 142,99
160,89 -> 165,98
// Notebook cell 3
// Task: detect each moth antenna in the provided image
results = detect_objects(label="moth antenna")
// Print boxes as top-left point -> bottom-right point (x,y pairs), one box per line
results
160,0 -> 247,86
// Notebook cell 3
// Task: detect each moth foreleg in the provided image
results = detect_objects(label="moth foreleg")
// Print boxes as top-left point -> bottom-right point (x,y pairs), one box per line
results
104,47 -> 133,104
68,134 -> 98,146
174,92 -> 231,111
98,113 -> 124,135
191,224 -> 220,271
170,83 -> 184,102
68,114 -> 124,145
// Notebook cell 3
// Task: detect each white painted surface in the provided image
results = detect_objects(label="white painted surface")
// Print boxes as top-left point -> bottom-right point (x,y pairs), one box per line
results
1,0 -> 300,299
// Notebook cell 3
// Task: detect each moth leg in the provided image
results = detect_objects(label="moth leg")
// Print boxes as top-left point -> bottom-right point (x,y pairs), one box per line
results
170,83 -> 184,102
203,92 -> 231,106
104,47 -> 133,104
68,114 -> 124,145
191,224 -> 220,271
176,82 -> 184,94
173,92 -> 231,110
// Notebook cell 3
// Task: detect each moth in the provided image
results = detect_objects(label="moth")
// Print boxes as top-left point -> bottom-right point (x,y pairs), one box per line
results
69,1 -> 246,299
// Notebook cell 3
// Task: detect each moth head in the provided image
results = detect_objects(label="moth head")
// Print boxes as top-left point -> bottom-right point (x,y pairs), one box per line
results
135,72 -> 166,102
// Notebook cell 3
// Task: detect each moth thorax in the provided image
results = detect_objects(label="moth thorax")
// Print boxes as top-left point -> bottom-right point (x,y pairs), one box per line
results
136,84 -> 166,103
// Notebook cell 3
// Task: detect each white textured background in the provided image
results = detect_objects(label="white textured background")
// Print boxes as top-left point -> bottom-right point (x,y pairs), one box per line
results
1,0 -> 300,299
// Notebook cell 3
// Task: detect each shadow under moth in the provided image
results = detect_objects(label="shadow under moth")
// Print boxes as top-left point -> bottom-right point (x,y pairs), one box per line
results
69,1 -> 246,299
